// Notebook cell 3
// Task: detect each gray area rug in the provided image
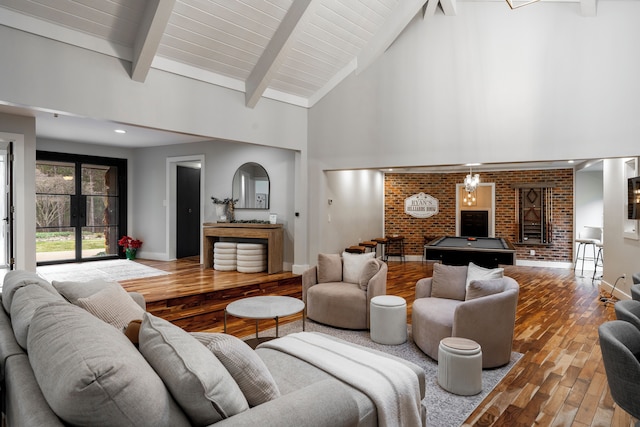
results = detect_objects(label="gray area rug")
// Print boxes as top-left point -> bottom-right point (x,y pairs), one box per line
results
37,259 -> 170,282
257,319 -> 522,427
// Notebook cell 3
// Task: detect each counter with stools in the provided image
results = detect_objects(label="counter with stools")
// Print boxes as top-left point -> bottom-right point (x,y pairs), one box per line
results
384,235 -> 405,262
370,295 -> 407,345
437,337 -> 482,396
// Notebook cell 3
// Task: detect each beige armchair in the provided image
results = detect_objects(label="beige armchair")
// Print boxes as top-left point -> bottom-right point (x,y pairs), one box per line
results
302,253 -> 387,330
411,266 -> 519,368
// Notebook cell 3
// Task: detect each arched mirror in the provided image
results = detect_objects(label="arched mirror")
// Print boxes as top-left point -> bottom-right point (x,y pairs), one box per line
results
232,162 -> 270,209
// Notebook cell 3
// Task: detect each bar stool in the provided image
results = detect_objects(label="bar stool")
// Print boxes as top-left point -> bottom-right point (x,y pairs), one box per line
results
592,241 -> 604,281
359,241 -> 377,253
345,246 -> 366,254
385,235 -> 405,262
373,237 -> 388,259
574,226 -> 602,276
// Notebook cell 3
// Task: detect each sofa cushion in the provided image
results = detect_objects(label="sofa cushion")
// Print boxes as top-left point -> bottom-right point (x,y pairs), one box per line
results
358,258 -> 380,291
191,332 -> 281,407
465,262 -> 504,292
75,283 -> 145,330
317,253 -> 342,283
138,313 -> 249,425
10,284 -> 65,349
431,263 -> 468,301
466,278 -> 507,301
2,270 -> 58,313
342,251 -> 376,284
52,278 -> 120,304
27,303 -> 190,427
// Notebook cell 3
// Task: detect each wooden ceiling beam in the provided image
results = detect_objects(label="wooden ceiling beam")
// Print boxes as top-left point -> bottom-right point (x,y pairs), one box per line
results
245,0 -> 315,108
131,0 -> 175,83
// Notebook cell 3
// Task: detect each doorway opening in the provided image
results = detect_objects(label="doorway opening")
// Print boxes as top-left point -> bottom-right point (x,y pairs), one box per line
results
36,151 -> 127,265
166,155 -> 205,262
456,183 -> 495,237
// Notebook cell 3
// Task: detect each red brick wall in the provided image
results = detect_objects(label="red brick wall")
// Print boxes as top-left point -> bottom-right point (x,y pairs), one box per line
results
384,169 -> 574,263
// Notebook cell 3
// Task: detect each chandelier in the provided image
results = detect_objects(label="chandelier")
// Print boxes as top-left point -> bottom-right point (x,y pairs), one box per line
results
464,168 -> 480,193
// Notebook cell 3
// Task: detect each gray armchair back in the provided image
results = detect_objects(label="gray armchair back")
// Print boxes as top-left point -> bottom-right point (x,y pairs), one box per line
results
614,299 -> 640,331
598,320 -> 640,421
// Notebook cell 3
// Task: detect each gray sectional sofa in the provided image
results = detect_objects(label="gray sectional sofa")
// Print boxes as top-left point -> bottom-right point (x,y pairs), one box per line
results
0,270 -> 425,426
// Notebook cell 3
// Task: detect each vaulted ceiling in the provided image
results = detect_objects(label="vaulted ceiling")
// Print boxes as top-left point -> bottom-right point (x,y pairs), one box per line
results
0,0 -> 597,111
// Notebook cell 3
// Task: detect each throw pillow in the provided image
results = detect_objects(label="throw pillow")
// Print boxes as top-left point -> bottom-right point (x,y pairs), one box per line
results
124,319 -> 142,345
430,263 -> 468,301
466,278 -> 507,301
358,258 -> 380,291
75,284 -> 145,331
191,332 -> 281,407
342,251 -> 376,284
317,253 -> 342,283
138,313 -> 249,426
52,279 -> 121,304
10,284 -> 65,349
465,262 -> 504,292
27,303 -> 190,427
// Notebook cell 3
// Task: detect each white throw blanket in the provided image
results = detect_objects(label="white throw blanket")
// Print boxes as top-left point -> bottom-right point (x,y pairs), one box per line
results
260,332 -> 423,427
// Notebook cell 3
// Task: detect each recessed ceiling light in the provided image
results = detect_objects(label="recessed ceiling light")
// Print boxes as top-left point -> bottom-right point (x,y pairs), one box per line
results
465,163 -> 481,167
114,129 -> 126,134
568,160 -> 575,164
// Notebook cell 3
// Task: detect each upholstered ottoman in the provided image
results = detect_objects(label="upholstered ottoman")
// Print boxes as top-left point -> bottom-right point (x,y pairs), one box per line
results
214,242 -> 237,271
437,337 -> 482,395
370,295 -> 407,345
236,243 -> 266,273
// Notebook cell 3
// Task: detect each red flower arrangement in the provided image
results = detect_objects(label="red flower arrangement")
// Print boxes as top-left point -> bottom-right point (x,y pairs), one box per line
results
118,235 -> 143,250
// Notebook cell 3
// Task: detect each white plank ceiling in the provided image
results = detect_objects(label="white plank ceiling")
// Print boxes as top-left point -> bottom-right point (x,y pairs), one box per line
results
0,0 -> 439,108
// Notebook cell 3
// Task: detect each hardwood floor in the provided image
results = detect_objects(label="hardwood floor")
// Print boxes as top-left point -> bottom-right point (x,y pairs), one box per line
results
121,258 -> 633,426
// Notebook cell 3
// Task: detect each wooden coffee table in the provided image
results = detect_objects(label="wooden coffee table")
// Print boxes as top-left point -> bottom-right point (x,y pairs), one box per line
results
224,295 -> 305,348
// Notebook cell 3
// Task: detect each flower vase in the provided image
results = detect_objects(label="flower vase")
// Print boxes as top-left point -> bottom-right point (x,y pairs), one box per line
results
125,248 -> 137,260
215,204 -> 227,222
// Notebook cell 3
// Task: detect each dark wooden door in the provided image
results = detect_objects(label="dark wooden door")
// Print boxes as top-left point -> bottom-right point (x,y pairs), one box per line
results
461,210 -> 489,237
177,166 -> 201,258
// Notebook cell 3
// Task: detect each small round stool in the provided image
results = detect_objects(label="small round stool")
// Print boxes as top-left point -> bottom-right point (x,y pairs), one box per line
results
370,295 -> 407,345
437,337 -> 482,395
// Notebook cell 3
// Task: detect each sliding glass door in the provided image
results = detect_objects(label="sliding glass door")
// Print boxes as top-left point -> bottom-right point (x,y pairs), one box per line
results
36,152 -> 127,265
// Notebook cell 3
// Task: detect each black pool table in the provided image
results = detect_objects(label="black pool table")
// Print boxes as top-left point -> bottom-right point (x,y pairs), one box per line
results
424,236 -> 516,268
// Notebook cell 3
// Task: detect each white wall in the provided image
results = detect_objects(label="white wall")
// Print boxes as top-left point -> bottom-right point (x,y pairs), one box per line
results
602,158 -> 640,297
132,140 -> 297,267
311,170 -> 384,262
308,1 -> 640,259
575,170 -> 603,232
